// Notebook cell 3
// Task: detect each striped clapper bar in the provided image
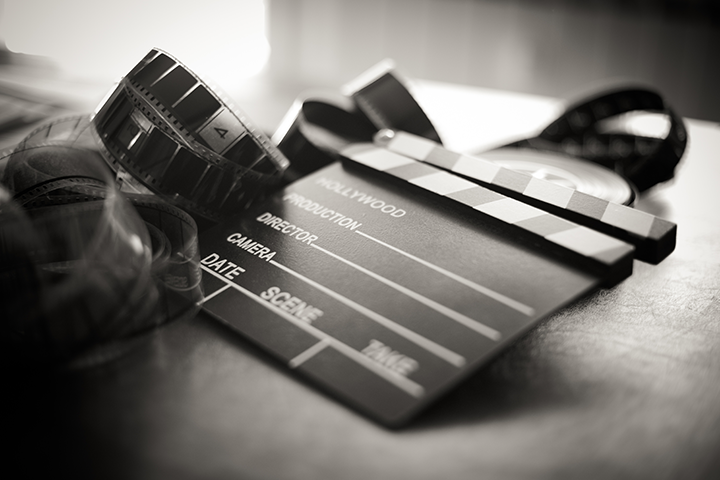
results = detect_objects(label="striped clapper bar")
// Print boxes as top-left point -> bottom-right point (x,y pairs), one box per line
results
375,131 -> 676,264
341,143 -> 635,287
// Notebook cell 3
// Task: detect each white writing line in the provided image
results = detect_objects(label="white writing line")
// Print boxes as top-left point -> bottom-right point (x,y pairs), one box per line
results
270,259 -> 465,367
289,339 -> 331,368
199,282 -> 231,304
200,265 -> 424,398
310,244 -> 502,342
355,230 -> 535,317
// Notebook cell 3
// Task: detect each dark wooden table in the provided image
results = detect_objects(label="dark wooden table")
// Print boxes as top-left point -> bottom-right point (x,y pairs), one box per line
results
5,81 -> 720,480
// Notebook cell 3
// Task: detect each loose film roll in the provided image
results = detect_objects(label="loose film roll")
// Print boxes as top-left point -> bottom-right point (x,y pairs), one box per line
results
273,60 -> 685,263
1,48 -> 295,366
272,91 -> 378,183
92,48 -> 290,222
505,87 -> 687,194
273,61 -> 442,184
1,116 -> 203,366
343,59 -> 442,144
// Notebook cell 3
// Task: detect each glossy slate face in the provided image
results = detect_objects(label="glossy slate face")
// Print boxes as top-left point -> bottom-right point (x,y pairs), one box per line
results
198,159 -> 622,426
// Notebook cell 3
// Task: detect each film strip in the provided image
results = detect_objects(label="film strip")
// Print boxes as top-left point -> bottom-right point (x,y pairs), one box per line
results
343,59 -> 442,144
93,48 -> 289,222
1,48 -> 295,366
274,61 -> 684,264
342,61 -> 684,204
272,91 -> 377,183
1,116 -> 202,366
505,87 -> 687,193
273,60 -> 442,184
340,143 -> 634,286
376,130 -> 676,264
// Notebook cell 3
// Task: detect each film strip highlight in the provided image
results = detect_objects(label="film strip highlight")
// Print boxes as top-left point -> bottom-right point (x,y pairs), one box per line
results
341,143 -> 634,287
93,49 -> 289,222
377,130 -> 675,264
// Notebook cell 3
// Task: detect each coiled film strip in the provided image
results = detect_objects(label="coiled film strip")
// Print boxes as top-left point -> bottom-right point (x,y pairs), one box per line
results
343,59 -> 442,144
342,61 -> 685,200
93,48 -> 289,222
1,47 -> 296,366
1,116 -> 202,366
274,60 -> 684,264
272,91 -> 377,183
506,87 -> 687,193
273,60 -> 442,184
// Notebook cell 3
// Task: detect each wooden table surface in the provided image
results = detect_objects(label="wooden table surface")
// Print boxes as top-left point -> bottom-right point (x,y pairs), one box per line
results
4,79 -> 720,480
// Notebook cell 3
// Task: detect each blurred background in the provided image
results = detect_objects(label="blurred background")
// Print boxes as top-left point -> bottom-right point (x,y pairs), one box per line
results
268,0 -> 719,121
0,0 -> 718,137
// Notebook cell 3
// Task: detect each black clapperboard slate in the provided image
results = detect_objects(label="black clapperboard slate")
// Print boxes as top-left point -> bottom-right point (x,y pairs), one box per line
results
199,158 -> 633,426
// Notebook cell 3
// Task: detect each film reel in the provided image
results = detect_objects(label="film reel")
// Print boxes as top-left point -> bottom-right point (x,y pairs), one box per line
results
504,87 -> 687,194
1,48 -> 293,366
1,116 -> 202,367
275,62 -> 685,203
92,49 -> 289,222
478,148 -> 636,206
273,60 -> 684,263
